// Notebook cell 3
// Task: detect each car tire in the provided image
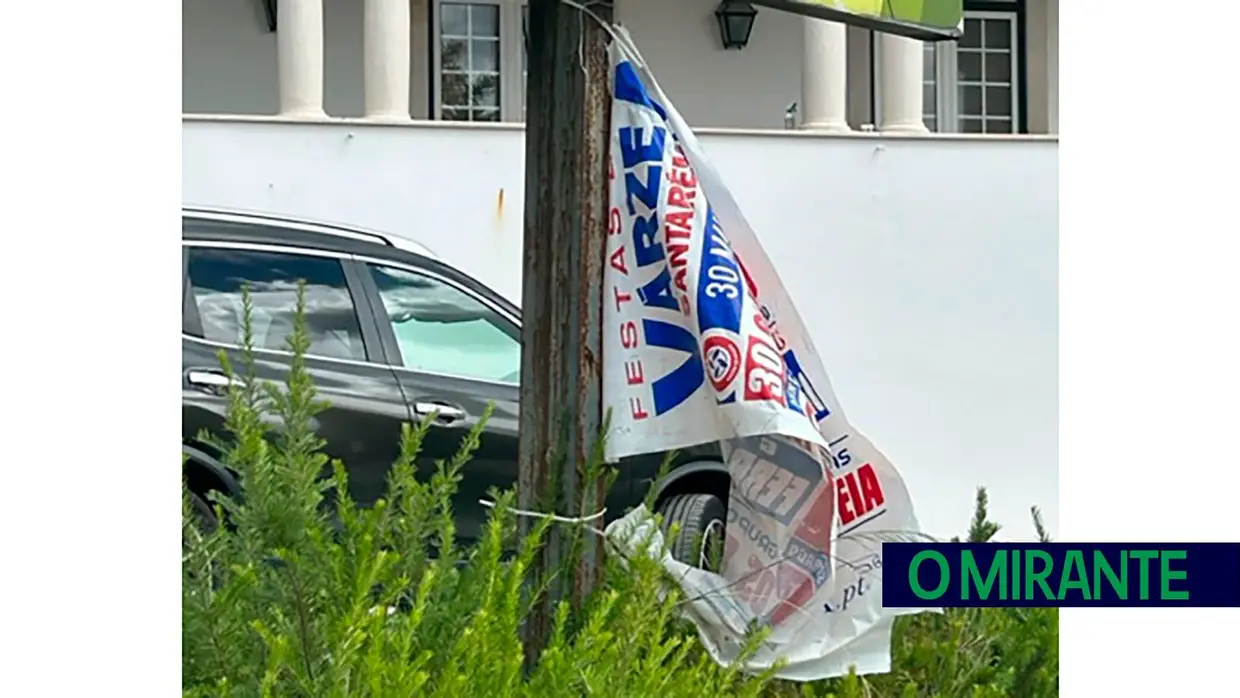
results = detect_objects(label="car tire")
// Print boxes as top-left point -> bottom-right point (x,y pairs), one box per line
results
185,490 -> 218,538
657,493 -> 727,572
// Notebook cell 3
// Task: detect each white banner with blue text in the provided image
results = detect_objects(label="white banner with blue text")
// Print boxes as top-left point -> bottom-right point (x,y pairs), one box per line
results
601,28 -> 936,680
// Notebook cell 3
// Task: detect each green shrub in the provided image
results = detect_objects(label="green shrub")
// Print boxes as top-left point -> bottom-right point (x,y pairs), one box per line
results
182,286 -> 778,697
768,493 -> 1059,698
182,286 -> 1057,697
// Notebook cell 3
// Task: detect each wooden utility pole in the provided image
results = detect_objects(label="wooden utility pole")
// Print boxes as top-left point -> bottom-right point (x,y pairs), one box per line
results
517,0 -> 613,665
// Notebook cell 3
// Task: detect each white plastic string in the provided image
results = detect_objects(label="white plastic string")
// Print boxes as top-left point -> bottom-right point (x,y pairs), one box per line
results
479,498 -> 608,537
558,0 -> 621,42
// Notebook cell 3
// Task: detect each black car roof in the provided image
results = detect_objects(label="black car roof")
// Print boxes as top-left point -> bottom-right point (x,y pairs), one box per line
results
183,215 -> 399,258
182,214 -> 521,319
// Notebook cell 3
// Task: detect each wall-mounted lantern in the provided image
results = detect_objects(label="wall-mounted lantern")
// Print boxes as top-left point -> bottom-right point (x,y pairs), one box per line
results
261,0 -> 277,32
715,1 -> 758,50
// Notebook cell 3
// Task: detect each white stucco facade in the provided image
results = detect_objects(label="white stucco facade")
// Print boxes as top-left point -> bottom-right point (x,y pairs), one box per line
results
182,118 -> 1058,540
184,0 -> 1058,134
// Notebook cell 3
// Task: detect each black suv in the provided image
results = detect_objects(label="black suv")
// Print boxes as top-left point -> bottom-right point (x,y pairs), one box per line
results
181,207 -> 728,565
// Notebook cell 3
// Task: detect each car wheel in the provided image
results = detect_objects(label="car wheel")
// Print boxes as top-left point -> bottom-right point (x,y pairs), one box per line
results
657,493 -> 727,572
185,490 -> 218,541
183,491 -> 225,591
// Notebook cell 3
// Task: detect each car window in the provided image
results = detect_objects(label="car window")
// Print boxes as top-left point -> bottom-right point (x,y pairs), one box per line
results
186,247 -> 367,362
368,264 -> 521,384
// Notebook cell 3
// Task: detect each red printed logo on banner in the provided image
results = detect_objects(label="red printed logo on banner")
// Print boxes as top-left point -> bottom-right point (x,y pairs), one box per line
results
837,463 -> 887,526
735,555 -> 814,625
793,481 -> 836,552
703,335 -> 742,394
768,563 -> 816,626
743,334 -> 786,406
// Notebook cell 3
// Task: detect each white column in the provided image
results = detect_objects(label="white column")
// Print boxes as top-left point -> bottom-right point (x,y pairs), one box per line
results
877,34 -> 928,134
800,18 -> 850,132
277,0 -> 326,118
364,0 -> 411,121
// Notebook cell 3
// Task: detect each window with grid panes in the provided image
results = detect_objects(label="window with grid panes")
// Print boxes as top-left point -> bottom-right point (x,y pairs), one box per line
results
956,13 -> 1017,134
434,0 -> 527,122
438,3 -> 501,121
883,10 -> 1021,134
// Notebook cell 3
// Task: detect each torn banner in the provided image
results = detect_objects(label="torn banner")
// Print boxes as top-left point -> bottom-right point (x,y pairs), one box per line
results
600,28 -> 935,681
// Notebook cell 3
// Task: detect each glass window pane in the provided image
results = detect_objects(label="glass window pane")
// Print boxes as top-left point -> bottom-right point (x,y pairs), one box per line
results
985,85 -> 1012,117
441,38 -> 468,71
924,115 -> 937,132
442,72 -> 469,107
442,107 -> 470,121
473,108 -> 501,122
470,38 -> 499,72
960,85 -> 983,117
984,118 -> 1012,134
471,74 -> 499,108
369,265 -> 521,383
961,18 -> 982,49
469,3 -> 500,37
960,117 -> 983,134
441,3 -> 469,36
984,52 -> 1011,83
923,83 -> 936,115
983,19 -> 1011,50
922,42 -> 936,81
188,248 -> 365,362
957,51 -> 982,82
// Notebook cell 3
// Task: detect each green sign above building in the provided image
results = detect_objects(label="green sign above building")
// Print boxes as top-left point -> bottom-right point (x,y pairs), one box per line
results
751,0 -> 963,40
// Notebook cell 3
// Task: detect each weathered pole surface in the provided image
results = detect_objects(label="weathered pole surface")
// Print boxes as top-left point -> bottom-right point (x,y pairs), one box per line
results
517,0 -> 613,664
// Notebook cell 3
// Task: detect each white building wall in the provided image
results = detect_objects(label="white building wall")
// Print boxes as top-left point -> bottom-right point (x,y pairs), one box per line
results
184,0 -> 368,117
616,0 -> 806,129
182,117 -> 1058,539
183,0 -> 1057,133
183,0 -> 279,115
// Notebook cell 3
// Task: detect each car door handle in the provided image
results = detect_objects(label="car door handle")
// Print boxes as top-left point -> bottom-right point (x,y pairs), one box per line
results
186,369 -> 242,390
413,401 -> 467,423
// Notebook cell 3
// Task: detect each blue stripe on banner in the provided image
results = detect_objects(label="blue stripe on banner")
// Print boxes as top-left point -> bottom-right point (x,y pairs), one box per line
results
882,542 -> 1240,608
613,61 -> 669,121
642,318 -> 704,415
617,126 -> 666,170
696,208 -> 744,335
782,350 -> 831,422
637,267 -> 679,312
